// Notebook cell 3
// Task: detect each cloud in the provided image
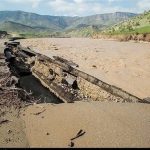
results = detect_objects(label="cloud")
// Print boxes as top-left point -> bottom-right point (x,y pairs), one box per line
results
5,0 -> 42,9
47,0 -> 138,16
108,0 -> 121,2
137,0 -> 150,11
48,0 -> 107,16
0,0 -> 150,16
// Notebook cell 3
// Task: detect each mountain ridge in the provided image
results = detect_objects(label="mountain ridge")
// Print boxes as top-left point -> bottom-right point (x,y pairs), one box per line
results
0,10 -> 138,37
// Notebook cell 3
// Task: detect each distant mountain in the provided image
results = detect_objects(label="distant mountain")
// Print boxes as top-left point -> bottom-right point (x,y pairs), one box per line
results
0,11 -> 138,37
0,11 -> 66,30
0,21 -> 35,33
0,21 -> 53,33
67,12 -> 137,29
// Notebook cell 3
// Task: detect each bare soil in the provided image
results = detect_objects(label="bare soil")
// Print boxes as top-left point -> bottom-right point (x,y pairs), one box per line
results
21,102 -> 150,148
93,33 -> 150,42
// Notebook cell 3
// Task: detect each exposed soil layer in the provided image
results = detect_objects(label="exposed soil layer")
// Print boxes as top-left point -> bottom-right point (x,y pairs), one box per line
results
93,33 -> 150,42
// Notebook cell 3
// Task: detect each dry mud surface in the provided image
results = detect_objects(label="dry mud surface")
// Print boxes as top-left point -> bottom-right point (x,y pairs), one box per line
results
20,38 -> 150,99
21,102 -> 150,148
0,108 -> 29,148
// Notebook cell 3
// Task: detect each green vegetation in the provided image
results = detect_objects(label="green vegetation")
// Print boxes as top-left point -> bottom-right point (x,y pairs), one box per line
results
64,25 -> 103,37
134,26 -> 150,33
102,10 -> 150,35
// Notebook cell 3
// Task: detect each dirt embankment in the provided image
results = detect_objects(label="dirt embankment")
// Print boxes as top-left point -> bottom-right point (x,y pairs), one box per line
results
93,33 -> 150,42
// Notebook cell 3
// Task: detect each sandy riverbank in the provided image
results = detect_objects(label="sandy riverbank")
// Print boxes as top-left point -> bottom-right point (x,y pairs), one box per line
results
20,38 -> 150,99
0,101 -> 150,148
0,108 -> 29,148
21,101 -> 150,148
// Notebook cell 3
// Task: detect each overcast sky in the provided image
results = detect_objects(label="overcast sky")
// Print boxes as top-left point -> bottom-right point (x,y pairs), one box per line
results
0,0 -> 150,16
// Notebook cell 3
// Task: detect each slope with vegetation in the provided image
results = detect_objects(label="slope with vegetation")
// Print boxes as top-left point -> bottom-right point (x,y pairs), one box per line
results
0,21 -> 56,38
93,10 -> 150,42
64,25 -> 105,37
102,10 -> 150,35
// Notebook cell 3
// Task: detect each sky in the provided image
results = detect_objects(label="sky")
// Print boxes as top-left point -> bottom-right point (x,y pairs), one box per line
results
0,0 -> 150,16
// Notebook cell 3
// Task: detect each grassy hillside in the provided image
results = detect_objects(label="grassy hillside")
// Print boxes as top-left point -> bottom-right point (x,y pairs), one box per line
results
102,10 -> 150,35
0,21 -> 35,33
64,25 -> 105,37
64,12 -> 137,37
0,21 -> 56,38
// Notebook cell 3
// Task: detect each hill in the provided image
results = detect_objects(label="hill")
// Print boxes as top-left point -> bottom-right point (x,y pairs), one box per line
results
64,12 -> 137,37
102,10 -> 150,35
0,21 -> 56,37
64,25 -> 105,37
67,12 -> 137,29
0,11 -> 137,37
0,11 -> 65,30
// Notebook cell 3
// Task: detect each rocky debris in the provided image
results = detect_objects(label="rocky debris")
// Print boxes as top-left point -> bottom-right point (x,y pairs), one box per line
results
70,129 -> 86,141
143,97 -> 150,103
0,52 -> 40,114
0,119 -> 11,125
68,141 -> 75,148
0,31 -> 8,39
5,138 -> 12,143
33,109 -> 46,115
46,132 -> 50,135
92,65 -> 97,68
68,129 -> 86,148
0,52 -> 40,148
7,130 -> 12,134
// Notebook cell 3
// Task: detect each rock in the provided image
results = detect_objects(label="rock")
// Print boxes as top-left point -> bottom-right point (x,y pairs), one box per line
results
5,138 -> 11,143
92,65 -> 97,68
7,130 -> 12,134
46,132 -> 50,135
68,141 -> 74,148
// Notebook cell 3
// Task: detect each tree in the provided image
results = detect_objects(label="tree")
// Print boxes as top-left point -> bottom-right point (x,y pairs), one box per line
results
135,22 -> 140,26
127,24 -> 133,31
